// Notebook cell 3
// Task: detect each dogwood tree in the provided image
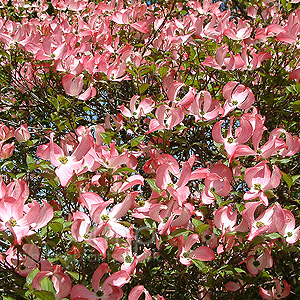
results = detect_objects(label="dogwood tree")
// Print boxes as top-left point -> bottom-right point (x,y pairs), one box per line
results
0,0 -> 300,299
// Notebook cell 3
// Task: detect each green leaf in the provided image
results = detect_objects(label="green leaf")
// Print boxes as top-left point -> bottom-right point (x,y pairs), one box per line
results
40,277 -> 55,293
16,172 -> 26,179
66,271 -> 80,281
292,100 -> 300,111
196,224 -> 210,236
139,83 -> 150,94
211,191 -> 222,206
234,267 -> 246,273
213,227 -> 222,237
292,174 -> 300,184
170,228 -> 192,237
26,154 -> 36,170
50,222 -> 63,233
192,218 -> 203,228
264,232 -> 282,239
192,259 -> 208,273
146,178 -> 161,194
113,167 -> 137,175
236,203 -> 245,213
33,290 -> 55,300
144,218 -> 157,229
282,172 -> 293,189
131,135 -> 145,147
26,268 -> 39,285
99,133 -> 112,145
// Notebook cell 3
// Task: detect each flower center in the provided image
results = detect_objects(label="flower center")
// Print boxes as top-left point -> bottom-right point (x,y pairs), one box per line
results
124,255 -> 133,264
205,234 -> 211,240
137,200 -> 145,207
254,183 -> 261,190
83,233 -> 89,239
101,214 -> 109,222
256,221 -> 264,228
96,289 -> 104,297
183,252 -> 190,258
58,156 -> 68,164
227,137 -> 234,144
163,217 -> 169,223
9,218 -> 17,227
253,260 -> 260,267
232,100 -> 238,106
287,232 -> 293,237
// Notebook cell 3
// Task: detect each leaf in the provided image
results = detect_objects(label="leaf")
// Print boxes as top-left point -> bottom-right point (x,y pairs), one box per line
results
131,135 -> 145,147
66,271 -> 80,281
113,167 -> 136,175
33,290 -> 55,300
264,233 -> 282,239
192,259 -> 208,273
292,174 -> 300,184
282,172 -> 293,189
50,222 -> 63,233
144,218 -> 157,229
26,154 -> 36,170
292,100 -> 300,111
234,267 -> 246,273
192,218 -> 203,228
16,172 -> 26,179
211,191 -> 222,206
99,133 -> 112,145
40,277 -> 55,293
139,83 -> 150,94
26,268 -> 39,285
195,224 -> 210,236
236,203 -> 245,213
170,228 -> 192,237
146,178 -> 161,194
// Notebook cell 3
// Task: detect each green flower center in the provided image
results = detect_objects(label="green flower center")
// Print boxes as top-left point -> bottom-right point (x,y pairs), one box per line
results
83,233 -> 89,239
96,290 -> 104,297
227,137 -> 234,144
183,252 -> 190,258
163,217 -> 169,223
287,232 -> 293,237
9,218 -> 17,227
137,200 -> 145,207
253,260 -> 260,267
232,100 -> 238,106
256,221 -> 264,228
58,156 -> 68,164
124,255 -> 133,264
101,214 -> 109,222
254,183 -> 261,190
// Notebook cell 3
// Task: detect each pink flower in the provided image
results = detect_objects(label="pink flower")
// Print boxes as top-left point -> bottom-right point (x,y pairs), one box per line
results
260,279 -> 291,299
129,285 -> 153,300
14,124 -> 30,142
37,132 -> 93,186
177,233 -> 215,266
222,82 -> 255,116
236,202 -> 285,241
32,265 -> 72,300
212,116 -> 255,162
0,198 -> 53,244
70,263 -> 130,300
244,161 -> 281,205
246,246 -> 273,275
